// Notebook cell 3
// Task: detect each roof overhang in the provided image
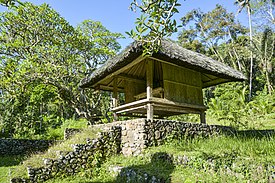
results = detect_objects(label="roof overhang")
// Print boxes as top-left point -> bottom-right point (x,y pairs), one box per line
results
80,39 -> 246,89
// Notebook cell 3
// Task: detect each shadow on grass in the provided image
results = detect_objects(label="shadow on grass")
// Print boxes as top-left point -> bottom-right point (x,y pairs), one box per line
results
75,152 -> 174,183
232,129 -> 275,139
115,152 -> 174,183
0,155 -> 25,167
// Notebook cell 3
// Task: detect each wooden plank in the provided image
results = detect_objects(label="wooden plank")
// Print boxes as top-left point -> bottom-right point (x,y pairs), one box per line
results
149,97 -> 206,110
124,80 -> 135,103
152,104 -> 201,114
118,113 -> 146,118
111,98 -> 149,112
162,62 -> 202,87
96,85 -> 124,92
146,59 -> 154,99
92,55 -> 147,88
116,105 -> 147,114
112,77 -> 118,107
149,56 -> 181,69
151,56 -> 202,86
163,80 -> 203,105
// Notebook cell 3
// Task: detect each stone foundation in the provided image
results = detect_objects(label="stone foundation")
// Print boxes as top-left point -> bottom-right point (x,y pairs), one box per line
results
89,119 -> 235,156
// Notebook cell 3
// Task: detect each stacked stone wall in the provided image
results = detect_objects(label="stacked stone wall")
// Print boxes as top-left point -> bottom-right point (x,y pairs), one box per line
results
88,119 -> 235,156
0,139 -> 55,156
143,120 -> 235,146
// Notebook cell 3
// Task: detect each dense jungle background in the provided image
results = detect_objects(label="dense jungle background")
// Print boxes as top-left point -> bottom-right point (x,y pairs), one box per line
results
0,0 -> 274,139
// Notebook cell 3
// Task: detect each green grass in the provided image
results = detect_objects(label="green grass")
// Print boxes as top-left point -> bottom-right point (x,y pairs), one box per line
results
0,155 -> 25,183
206,114 -> 275,130
6,116 -> 275,182
41,135 -> 275,182
11,127 -> 100,179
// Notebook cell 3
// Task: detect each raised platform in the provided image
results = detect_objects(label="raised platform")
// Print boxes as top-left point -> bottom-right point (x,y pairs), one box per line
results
111,97 -> 206,119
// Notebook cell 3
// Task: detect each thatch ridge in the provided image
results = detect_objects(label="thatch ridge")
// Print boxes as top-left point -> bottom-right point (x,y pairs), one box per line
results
80,39 -> 246,88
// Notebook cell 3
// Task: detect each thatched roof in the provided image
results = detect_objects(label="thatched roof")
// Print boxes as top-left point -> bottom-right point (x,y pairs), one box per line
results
80,39 -> 246,88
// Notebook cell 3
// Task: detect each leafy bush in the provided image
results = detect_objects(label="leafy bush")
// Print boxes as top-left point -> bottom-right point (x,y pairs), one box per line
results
207,83 -> 275,129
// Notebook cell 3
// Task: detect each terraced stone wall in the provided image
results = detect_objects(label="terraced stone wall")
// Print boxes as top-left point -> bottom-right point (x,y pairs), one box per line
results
0,139 -> 55,156
11,126 -> 122,183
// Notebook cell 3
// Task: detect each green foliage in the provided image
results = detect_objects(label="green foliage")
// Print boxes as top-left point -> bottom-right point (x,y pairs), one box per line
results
127,0 -> 181,55
253,28 -> 275,94
179,5 -> 248,66
207,83 -> 248,128
76,20 -> 123,70
42,118 -> 88,140
0,2 -> 122,138
176,5 -> 275,129
207,83 -> 275,129
0,0 -> 21,7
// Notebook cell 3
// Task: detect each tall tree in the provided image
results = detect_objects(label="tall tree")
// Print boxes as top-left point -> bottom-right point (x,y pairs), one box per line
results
235,0 -> 254,100
0,2 -> 122,137
178,5 -> 247,70
251,0 -> 275,29
253,28 -> 275,94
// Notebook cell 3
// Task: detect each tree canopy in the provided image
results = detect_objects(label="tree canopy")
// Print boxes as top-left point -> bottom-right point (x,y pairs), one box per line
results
0,2 -> 122,137
0,1 -> 274,138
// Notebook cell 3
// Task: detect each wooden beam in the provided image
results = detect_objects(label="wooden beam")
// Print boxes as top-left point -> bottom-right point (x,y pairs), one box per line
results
146,59 -> 154,121
112,77 -> 118,121
147,103 -> 154,121
117,73 -> 145,85
118,113 -> 146,118
200,111 -> 206,124
92,55 -> 147,88
96,85 -> 124,92
115,105 -> 147,114
152,104 -> 201,114
149,97 -> 207,111
111,98 -> 149,112
149,56 -> 181,69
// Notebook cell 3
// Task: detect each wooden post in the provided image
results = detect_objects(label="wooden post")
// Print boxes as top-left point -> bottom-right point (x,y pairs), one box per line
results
146,59 -> 154,121
200,111 -> 206,124
112,77 -> 118,121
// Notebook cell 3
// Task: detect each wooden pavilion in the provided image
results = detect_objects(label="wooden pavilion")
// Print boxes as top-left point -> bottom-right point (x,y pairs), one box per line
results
80,39 -> 246,123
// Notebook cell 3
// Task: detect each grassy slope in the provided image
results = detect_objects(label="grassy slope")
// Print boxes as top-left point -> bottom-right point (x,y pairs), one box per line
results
9,127 -> 100,179
2,117 -> 274,182
43,135 -> 275,183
